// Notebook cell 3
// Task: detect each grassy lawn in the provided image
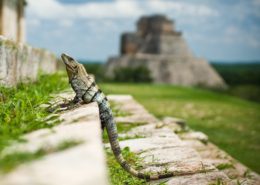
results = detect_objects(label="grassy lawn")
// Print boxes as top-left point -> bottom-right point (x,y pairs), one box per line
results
100,83 -> 260,174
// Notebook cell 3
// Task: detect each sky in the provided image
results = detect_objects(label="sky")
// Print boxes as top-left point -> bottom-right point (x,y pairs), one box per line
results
26,0 -> 260,62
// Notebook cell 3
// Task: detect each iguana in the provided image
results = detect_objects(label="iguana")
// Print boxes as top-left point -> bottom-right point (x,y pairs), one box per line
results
61,53 -> 187,180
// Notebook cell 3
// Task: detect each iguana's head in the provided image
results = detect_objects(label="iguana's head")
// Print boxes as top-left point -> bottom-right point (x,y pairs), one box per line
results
61,53 -> 88,81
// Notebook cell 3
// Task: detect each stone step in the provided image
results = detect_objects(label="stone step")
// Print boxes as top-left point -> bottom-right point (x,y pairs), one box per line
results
0,92 -> 109,185
163,171 -> 233,185
108,95 -> 158,124
182,140 -> 260,185
108,95 -> 260,185
107,95 -> 232,184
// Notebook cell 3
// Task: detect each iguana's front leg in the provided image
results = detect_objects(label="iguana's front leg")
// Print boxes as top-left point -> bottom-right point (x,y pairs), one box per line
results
72,90 -> 84,104
66,93 -> 83,111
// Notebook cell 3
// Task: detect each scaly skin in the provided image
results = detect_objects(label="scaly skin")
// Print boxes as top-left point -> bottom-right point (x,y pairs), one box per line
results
61,53 -> 195,180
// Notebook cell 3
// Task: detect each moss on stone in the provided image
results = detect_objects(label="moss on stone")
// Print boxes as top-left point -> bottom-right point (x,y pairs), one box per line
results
4,39 -> 18,50
109,101 -> 132,117
216,163 -> 234,170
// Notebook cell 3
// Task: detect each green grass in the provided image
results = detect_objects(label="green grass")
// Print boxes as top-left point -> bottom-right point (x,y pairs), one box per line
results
100,83 -> 260,173
106,147 -> 146,185
0,72 -> 69,153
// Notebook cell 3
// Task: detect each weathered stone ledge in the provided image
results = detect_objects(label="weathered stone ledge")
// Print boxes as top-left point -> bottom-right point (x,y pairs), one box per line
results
0,92 -> 108,185
0,36 -> 57,86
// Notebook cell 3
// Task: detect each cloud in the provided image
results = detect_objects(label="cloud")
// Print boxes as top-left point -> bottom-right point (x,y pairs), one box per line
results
147,0 -> 218,17
27,0 -> 218,21
225,26 -> 239,35
27,0 -> 143,20
59,19 -> 73,27
26,0 -> 260,61
27,0 -> 64,19
26,0 -> 220,37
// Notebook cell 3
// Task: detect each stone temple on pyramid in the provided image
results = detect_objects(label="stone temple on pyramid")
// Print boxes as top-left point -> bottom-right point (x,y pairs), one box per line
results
106,15 -> 227,89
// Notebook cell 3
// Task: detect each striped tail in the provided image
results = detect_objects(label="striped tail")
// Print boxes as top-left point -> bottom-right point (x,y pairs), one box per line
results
98,99 -> 177,180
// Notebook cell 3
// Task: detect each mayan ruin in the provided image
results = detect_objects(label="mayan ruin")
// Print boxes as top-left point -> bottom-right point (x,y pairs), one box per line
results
106,15 -> 227,89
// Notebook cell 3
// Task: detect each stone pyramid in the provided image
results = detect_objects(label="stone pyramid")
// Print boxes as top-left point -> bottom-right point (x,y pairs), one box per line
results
106,15 -> 227,89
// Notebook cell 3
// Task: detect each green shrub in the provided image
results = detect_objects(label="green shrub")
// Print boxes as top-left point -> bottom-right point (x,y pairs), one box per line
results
113,66 -> 152,83
212,62 -> 260,102
212,62 -> 260,85
227,85 -> 260,102
81,63 -> 106,82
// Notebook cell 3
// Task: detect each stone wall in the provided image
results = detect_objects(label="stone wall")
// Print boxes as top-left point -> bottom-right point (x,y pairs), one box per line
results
158,35 -> 192,56
0,36 -> 57,86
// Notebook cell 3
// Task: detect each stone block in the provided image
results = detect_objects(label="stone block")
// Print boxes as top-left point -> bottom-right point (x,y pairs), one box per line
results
179,131 -> 208,143
165,171 -> 232,185
19,44 -> 31,81
0,37 -> 8,85
139,146 -> 216,175
117,137 -> 184,153
108,95 -> 158,124
15,43 -> 24,82
0,39 -> 18,86
27,47 -> 39,81
121,123 -> 180,138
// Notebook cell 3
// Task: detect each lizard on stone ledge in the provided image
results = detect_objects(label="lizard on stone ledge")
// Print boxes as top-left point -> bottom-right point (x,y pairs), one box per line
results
60,53 -> 194,180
